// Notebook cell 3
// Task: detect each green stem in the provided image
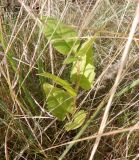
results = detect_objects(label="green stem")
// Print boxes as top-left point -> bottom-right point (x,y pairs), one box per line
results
116,79 -> 139,97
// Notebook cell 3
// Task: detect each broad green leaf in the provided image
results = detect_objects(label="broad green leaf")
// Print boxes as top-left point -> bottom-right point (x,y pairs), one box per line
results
70,38 -> 95,90
42,17 -> 80,55
39,72 -> 76,97
63,56 -> 79,64
65,110 -> 87,131
43,83 -> 75,121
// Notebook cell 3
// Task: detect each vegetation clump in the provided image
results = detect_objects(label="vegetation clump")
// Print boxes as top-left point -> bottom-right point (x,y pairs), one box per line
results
0,0 -> 139,159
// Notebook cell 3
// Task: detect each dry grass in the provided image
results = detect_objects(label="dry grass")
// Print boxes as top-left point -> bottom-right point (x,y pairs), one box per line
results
1,0 -> 139,160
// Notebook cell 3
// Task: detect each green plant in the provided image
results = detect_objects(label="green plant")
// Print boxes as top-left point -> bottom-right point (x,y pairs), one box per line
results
38,17 -> 95,131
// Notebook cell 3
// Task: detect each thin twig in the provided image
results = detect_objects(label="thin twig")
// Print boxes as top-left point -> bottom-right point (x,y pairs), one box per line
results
89,2 -> 139,160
